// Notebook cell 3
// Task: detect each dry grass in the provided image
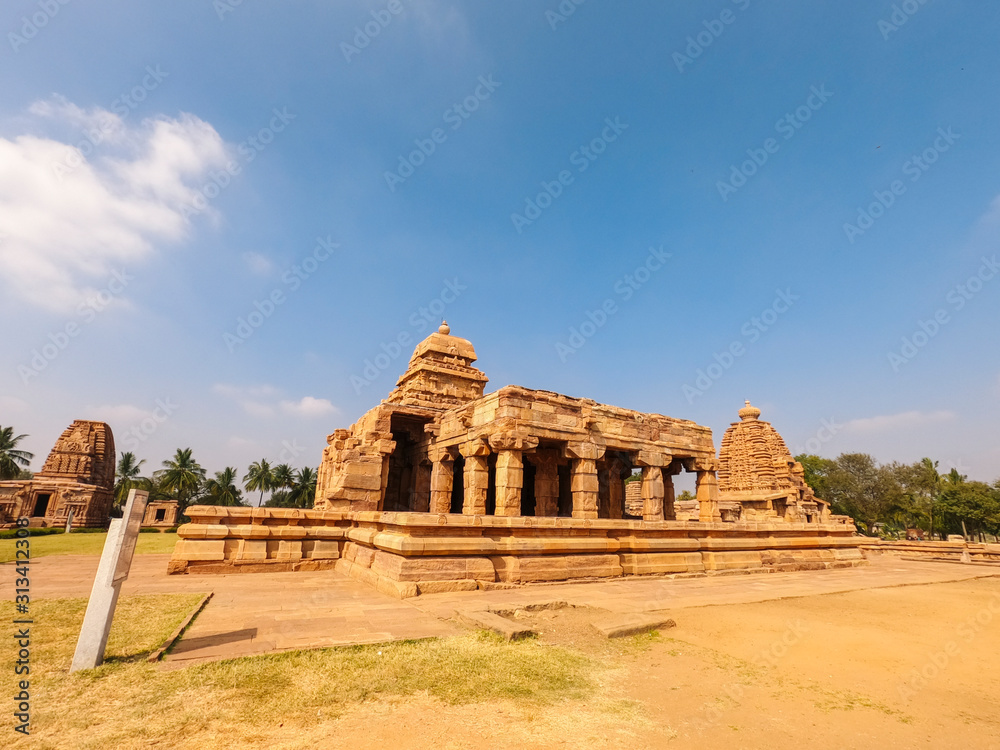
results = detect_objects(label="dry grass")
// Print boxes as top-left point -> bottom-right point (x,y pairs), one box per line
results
2,596 -> 595,749
0,531 -> 178,563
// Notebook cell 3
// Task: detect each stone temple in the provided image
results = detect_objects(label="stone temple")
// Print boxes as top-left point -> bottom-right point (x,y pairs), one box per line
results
0,420 -> 115,528
170,324 -> 862,595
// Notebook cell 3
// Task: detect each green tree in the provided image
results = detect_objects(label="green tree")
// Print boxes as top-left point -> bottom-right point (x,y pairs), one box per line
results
156,448 -> 206,514
794,454 -> 836,499
288,466 -> 318,509
271,463 -> 295,493
114,452 -> 147,511
824,453 -> 905,535
204,467 -> 245,507
0,426 -> 34,480
938,480 -> 1000,540
243,459 -> 274,507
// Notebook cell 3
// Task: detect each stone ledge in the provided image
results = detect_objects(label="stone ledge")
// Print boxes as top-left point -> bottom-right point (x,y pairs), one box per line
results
456,610 -> 535,641
591,615 -> 676,639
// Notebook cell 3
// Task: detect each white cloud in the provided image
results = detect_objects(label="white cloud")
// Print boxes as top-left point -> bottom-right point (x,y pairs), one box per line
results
213,384 -> 335,419
83,403 -> 154,425
280,396 -> 337,418
0,396 -> 30,417
844,410 -> 955,433
0,96 -> 230,313
242,251 -> 274,276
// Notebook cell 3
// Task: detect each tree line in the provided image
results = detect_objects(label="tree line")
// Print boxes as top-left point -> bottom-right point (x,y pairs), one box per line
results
796,453 -> 1000,541
113,449 -> 318,516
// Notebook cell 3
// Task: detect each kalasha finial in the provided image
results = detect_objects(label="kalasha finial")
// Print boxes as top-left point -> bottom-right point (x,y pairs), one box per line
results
738,399 -> 761,421
438,320 -> 451,335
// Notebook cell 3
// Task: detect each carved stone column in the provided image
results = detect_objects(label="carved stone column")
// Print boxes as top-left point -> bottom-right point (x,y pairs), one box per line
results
641,466 -> 664,521
607,457 -> 628,520
428,453 -> 454,514
488,431 -> 538,517
696,460 -> 721,522
565,442 -> 606,520
532,450 -> 560,517
664,468 -> 677,521
460,440 -> 490,515
412,459 -> 431,512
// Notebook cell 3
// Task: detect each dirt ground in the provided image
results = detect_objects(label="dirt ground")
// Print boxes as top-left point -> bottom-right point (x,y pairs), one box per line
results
309,577 -> 1000,750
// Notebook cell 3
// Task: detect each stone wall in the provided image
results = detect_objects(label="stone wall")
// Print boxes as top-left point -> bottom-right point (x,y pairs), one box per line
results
170,506 -> 864,597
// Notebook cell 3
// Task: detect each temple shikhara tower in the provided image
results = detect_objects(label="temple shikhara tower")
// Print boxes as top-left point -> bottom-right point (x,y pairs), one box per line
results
171,324 -> 862,593
717,401 -> 831,523
0,420 -> 115,528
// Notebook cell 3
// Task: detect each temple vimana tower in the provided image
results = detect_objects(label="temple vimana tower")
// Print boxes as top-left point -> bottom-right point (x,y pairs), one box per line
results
0,420 -> 115,528
170,324 -> 859,593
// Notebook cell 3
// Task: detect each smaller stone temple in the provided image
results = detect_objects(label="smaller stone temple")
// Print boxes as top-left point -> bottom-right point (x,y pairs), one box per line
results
142,499 -> 179,529
717,401 -> 830,523
0,420 -> 115,528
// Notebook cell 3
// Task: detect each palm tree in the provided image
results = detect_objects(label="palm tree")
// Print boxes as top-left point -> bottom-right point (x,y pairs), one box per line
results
114,452 -> 146,510
243,459 -> 274,507
0,426 -> 34,480
271,463 -> 295,493
155,448 -> 206,514
204,467 -> 245,507
288,466 -> 318,509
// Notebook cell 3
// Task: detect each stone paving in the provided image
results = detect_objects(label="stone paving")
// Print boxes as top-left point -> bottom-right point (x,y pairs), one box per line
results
3,553 -> 997,666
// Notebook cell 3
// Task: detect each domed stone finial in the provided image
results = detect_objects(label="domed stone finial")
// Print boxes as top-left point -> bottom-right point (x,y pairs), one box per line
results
438,320 -> 451,335
738,400 -> 761,421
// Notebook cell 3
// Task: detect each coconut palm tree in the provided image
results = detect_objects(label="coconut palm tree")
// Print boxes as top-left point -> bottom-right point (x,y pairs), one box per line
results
114,452 -> 146,510
271,463 -> 295,493
243,459 -> 274,507
0,426 -> 34,480
288,466 -> 318,509
156,448 -> 206,514
204,467 -> 245,506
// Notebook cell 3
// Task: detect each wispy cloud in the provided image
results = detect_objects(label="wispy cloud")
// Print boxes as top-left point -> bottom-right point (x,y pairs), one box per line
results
0,96 -> 230,313
844,410 -> 955,433
213,384 -> 335,419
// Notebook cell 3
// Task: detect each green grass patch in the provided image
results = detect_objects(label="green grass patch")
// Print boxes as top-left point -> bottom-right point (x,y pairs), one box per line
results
2,595 -> 595,748
0,531 -> 177,563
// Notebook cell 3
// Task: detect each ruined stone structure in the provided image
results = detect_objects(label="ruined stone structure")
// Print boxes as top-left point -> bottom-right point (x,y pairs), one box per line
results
142,500 -> 179,529
0,420 -> 115,528
170,325 -> 862,593
718,401 -> 831,523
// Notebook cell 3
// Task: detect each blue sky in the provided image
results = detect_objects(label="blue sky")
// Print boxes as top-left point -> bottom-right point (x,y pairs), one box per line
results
2,0 -> 998,488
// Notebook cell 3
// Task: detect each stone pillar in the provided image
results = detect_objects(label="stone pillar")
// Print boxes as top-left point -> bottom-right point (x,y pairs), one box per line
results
636,450 -> 671,522
460,440 -> 490,515
641,466 -> 664,521
696,465 -> 721,522
429,451 -> 454,514
488,431 -> 538,517
532,451 -> 559,517
664,470 -> 676,521
608,466 -> 625,520
413,460 -> 431,513
565,442 -> 605,520
493,450 -> 523,516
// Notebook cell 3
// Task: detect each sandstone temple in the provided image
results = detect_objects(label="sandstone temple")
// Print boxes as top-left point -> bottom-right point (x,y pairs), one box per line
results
0,420 -> 115,528
170,324 -> 861,595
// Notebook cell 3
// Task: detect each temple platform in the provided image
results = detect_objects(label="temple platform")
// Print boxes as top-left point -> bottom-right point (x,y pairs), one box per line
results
167,506 -> 864,598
